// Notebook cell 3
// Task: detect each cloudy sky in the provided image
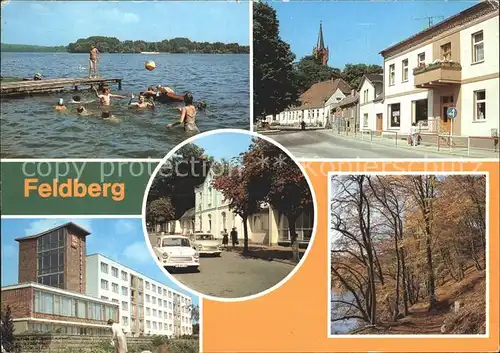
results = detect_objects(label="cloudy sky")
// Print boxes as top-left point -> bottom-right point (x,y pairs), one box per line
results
1,1 -> 249,46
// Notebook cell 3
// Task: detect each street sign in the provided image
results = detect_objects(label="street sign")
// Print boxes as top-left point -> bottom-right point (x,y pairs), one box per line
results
447,107 -> 457,119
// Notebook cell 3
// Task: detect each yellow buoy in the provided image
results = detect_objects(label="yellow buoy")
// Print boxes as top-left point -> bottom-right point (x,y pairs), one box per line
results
145,61 -> 156,71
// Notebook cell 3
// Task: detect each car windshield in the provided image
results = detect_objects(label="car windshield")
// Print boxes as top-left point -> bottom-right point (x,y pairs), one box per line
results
196,234 -> 214,241
161,238 -> 190,247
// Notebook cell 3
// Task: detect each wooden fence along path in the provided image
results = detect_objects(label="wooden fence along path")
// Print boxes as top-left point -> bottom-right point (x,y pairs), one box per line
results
0,77 -> 122,96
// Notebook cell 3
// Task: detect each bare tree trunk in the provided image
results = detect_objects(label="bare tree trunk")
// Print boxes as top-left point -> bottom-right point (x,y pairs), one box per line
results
470,238 -> 483,271
288,213 -> 300,263
423,206 -> 437,309
393,234 -> 401,321
358,177 -> 377,324
242,215 -> 249,253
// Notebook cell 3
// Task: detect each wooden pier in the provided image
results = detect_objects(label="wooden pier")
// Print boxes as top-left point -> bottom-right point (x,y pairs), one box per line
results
0,77 -> 122,97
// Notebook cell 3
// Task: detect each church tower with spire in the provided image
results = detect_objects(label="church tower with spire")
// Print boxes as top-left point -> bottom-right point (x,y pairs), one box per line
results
313,21 -> 329,66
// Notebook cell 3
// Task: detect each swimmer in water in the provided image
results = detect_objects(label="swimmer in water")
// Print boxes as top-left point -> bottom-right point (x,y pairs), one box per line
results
167,92 -> 199,135
156,85 -> 176,95
55,98 -> 67,112
70,95 -> 95,105
93,86 -> 128,106
142,86 -> 157,99
100,109 -> 120,124
76,106 -> 90,116
128,93 -> 155,110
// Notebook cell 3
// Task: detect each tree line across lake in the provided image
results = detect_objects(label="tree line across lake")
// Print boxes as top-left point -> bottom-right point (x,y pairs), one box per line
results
1,36 -> 249,54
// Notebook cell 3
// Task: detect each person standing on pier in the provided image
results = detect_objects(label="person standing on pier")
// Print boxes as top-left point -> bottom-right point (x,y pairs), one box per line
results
89,45 -> 100,78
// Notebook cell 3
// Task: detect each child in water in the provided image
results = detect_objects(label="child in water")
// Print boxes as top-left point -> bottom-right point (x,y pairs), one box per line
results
55,98 -> 67,112
167,92 -> 199,135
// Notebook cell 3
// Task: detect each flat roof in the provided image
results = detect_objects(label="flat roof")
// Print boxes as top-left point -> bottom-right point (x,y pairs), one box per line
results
1,282 -> 119,306
86,253 -> 193,300
15,222 -> 91,242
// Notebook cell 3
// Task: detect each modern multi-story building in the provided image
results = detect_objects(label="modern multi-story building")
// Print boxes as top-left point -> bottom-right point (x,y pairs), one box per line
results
1,222 -> 194,337
178,168 -> 314,246
378,2 -> 499,138
1,282 -> 119,336
1,222 -> 119,335
86,254 -> 192,337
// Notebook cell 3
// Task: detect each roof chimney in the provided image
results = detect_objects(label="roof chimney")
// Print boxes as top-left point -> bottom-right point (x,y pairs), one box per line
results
351,89 -> 356,96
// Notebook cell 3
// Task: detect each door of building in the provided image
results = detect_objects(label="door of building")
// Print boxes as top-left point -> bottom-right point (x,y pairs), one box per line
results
376,113 -> 383,132
441,96 -> 454,133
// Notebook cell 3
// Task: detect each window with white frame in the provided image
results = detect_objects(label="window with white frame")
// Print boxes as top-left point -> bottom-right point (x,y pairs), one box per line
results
363,113 -> 368,127
402,59 -> 409,82
472,31 -> 484,63
121,286 -> 128,296
112,283 -> 119,293
417,52 -> 426,67
101,279 -> 109,290
441,42 -> 452,61
100,262 -> 108,274
111,267 -> 118,278
474,90 -> 486,121
389,64 -> 395,85
363,89 -> 368,103
121,271 -> 128,281
389,103 -> 401,128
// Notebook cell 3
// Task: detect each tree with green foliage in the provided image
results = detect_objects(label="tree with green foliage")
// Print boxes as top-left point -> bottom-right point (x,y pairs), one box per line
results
1,305 -> 15,352
253,2 -> 299,122
189,305 -> 200,323
293,55 -> 342,93
146,197 -> 175,229
243,139 -> 313,263
212,166 -> 261,253
66,36 -> 249,54
148,143 -> 212,221
341,63 -> 383,89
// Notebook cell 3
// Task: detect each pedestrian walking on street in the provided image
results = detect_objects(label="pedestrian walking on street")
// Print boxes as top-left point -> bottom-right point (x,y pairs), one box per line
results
230,227 -> 239,248
108,319 -> 128,353
410,123 -> 418,146
222,228 -> 229,249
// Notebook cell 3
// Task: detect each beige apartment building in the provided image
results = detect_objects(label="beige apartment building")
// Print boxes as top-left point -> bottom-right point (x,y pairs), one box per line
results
378,2 -> 499,139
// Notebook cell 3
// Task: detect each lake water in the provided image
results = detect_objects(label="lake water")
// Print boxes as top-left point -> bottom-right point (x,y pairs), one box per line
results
330,290 -> 360,334
0,52 -> 249,158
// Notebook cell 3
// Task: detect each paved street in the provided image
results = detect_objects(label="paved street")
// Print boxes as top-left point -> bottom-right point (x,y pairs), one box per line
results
170,251 -> 294,298
268,130 -> 496,159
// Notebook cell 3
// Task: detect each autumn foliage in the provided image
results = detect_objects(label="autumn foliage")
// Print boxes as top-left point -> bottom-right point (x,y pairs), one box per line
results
213,138 -> 313,260
330,175 -> 486,334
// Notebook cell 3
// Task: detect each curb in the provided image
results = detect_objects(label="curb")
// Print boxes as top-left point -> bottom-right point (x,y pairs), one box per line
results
326,132 -> 499,158
226,249 -> 299,266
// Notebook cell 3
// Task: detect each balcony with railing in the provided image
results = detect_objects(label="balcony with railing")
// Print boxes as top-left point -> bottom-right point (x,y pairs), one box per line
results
413,61 -> 462,88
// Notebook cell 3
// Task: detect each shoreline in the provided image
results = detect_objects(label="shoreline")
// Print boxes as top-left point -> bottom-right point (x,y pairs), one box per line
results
1,51 -> 250,55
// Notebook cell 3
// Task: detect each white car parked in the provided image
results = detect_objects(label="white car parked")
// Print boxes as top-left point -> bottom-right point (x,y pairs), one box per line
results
191,233 -> 222,256
154,235 -> 200,272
